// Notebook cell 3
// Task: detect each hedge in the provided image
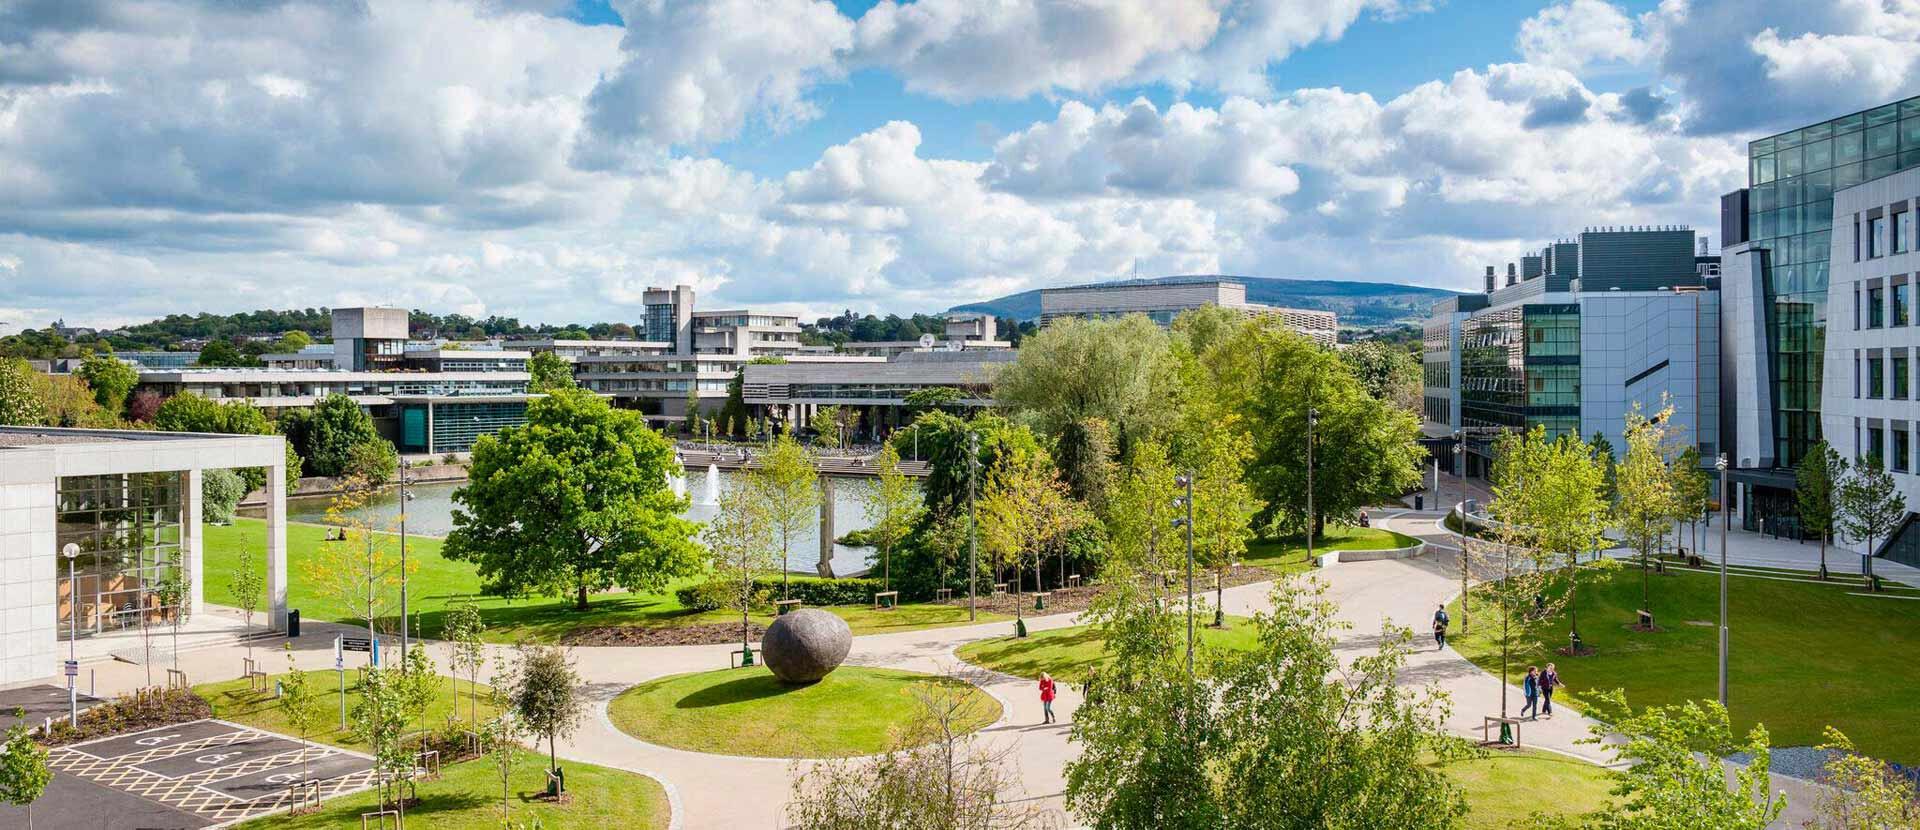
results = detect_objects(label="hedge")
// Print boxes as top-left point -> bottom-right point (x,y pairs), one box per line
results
677,576 -> 887,611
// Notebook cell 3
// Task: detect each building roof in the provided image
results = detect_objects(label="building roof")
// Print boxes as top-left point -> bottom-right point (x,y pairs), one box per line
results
744,350 -> 1013,385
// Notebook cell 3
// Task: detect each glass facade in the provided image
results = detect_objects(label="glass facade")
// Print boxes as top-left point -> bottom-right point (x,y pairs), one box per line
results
1459,304 -> 1581,443
56,473 -> 186,640
1747,95 -> 1920,465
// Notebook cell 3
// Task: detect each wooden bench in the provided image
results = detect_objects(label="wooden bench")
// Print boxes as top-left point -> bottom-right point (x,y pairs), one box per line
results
1033,591 -> 1051,611
1066,574 -> 1082,589
773,599 -> 802,615
872,590 -> 899,610
1481,715 -> 1524,747
934,588 -> 953,602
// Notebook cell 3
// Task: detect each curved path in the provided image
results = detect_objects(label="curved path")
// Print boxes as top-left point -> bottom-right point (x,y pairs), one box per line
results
79,509 -> 1821,828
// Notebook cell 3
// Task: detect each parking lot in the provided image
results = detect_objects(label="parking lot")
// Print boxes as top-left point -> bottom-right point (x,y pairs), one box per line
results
29,719 -> 377,828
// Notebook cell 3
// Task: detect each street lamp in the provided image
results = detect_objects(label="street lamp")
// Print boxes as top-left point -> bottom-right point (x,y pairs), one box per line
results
967,432 -> 979,622
1452,431 -> 1467,634
1306,407 -> 1319,568
398,462 -> 417,662
1173,473 -> 1195,675
62,542 -> 80,727
1716,453 -> 1730,708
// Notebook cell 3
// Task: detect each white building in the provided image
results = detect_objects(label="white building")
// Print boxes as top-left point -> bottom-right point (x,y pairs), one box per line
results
0,427 -> 288,687
1038,277 -> 1338,345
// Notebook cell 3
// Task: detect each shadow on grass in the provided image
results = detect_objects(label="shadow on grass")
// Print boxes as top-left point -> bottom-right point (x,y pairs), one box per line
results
673,674 -> 799,709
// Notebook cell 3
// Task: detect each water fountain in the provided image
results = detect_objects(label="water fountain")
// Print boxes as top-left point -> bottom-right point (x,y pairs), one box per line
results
702,464 -> 720,506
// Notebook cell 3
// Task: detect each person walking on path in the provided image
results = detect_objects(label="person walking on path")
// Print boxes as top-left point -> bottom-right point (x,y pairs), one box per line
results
1539,663 -> 1561,719
1039,672 -> 1057,724
1520,666 -> 1540,719
1432,604 -> 1450,650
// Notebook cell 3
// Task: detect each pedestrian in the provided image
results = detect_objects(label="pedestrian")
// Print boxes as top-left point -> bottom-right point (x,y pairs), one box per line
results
1432,603 -> 1450,650
1359,509 -> 1371,527
1520,666 -> 1540,719
1038,672 -> 1057,724
1540,663 -> 1560,719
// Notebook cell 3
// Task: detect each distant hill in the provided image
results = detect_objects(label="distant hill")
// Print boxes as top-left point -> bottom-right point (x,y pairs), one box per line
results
949,276 -> 1457,328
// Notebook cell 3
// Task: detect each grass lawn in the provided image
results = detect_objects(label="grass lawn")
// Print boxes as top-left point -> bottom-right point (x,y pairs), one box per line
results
234,748 -> 669,830
1448,564 -> 1920,763
1241,526 -> 1419,573
195,670 -> 501,751
1434,750 -> 1616,828
607,666 -> 1000,758
201,518 -> 1007,643
956,615 -> 1262,683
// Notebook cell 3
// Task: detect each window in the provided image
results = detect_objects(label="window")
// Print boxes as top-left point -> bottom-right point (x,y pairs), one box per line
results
1898,283 -> 1913,327
1872,216 -> 1889,258
1870,286 -> 1886,328
1855,284 -> 1864,329
1897,427 -> 1912,474
1870,425 -> 1887,465
1855,216 -> 1864,262
1901,211 -> 1916,254
1898,353 -> 1912,400
1870,355 -> 1885,398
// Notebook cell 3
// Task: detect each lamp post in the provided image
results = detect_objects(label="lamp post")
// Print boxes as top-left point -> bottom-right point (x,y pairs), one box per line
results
1716,453 -> 1730,708
1174,473 -> 1195,675
1453,431 -> 1467,634
967,432 -> 979,622
1306,407 -> 1319,567
398,462 -> 416,663
62,542 -> 80,727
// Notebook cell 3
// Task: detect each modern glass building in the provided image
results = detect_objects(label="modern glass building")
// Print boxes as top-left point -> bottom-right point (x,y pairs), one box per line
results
1737,95 -> 1920,467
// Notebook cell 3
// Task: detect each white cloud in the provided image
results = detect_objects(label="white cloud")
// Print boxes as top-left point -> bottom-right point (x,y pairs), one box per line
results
1516,0 -> 1651,73
1751,28 -> 1920,103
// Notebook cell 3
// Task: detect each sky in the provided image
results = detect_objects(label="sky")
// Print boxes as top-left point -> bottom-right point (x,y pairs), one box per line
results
3,0 -> 1920,329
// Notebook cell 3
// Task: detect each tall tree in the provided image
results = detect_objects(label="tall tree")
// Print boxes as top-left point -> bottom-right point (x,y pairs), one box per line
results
527,350 -> 576,393
706,484 -> 776,659
0,723 -> 52,830
753,431 -> 819,596
76,350 -> 139,414
862,444 -> 923,592
1181,419 -> 1261,628
1797,441 -> 1848,580
1838,456 -> 1906,591
1338,339 -> 1423,412
277,643 -> 323,795
1567,692 -> 1784,830
279,393 -> 388,478
443,598 -> 489,734
993,314 -> 1180,456
0,358 -> 47,426
1492,426 -> 1610,646
155,393 -> 301,490
1052,416 -> 1115,508
1615,405 -> 1681,621
978,449 -> 1052,628
229,538 -> 262,668
1104,440 -> 1184,591
445,390 -> 704,611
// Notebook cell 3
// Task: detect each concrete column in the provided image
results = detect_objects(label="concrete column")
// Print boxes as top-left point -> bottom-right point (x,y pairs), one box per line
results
184,468 -> 204,615
266,459 -> 288,630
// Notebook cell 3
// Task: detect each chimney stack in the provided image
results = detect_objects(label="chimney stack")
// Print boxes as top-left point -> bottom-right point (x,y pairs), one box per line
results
1485,266 -> 1496,293
1506,263 -> 1517,287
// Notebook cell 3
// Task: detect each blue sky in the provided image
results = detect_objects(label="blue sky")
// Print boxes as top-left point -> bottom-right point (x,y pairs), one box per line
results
1,0 -> 1916,326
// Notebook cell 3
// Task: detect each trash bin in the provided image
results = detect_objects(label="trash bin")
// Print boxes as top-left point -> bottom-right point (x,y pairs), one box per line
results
1415,494 -> 1425,510
287,609 -> 300,639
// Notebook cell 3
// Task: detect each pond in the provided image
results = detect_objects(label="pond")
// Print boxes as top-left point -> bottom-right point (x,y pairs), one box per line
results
257,467 -> 896,578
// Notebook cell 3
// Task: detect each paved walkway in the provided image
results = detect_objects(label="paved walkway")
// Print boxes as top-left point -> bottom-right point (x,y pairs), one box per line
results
56,513 -> 1833,829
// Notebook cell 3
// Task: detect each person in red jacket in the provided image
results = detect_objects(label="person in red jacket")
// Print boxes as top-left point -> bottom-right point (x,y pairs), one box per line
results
1039,672 -> 1057,724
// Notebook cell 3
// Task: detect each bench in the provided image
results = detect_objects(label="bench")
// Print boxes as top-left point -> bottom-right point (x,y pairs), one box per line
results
872,590 -> 899,610
1637,609 -> 1655,628
991,582 -> 1008,596
1066,574 -> 1082,589
934,588 -> 953,602
1481,715 -> 1524,747
773,599 -> 803,615
1033,591 -> 1051,611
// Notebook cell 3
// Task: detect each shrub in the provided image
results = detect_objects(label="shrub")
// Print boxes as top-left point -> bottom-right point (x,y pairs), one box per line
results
677,576 -> 885,610
37,688 -> 212,746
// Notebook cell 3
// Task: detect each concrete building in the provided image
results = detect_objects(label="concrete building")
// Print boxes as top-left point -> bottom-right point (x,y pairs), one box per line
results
837,313 -> 1013,358
0,427 -> 288,687
1038,277 -> 1338,345
1423,228 -> 1720,478
743,350 -> 1013,438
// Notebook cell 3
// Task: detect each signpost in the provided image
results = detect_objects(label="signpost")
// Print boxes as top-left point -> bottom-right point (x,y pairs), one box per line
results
334,635 -> 348,729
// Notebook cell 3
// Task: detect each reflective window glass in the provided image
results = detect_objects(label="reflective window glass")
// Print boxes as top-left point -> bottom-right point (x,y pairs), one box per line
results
1805,138 -> 1833,169
1835,130 -> 1866,164
1869,122 -> 1900,158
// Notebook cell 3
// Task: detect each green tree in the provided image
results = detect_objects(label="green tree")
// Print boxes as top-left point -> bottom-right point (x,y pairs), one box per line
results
0,723 -> 52,830
352,654 -> 432,814
0,358 -> 47,426
1614,405 -> 1680,620
76,350 -> 138,414
443,598 -> 488,733
863,445 -> 923,592
281,394 -> 387,478
483,687 -> 522,825
229,539 -> 263,669
994,315 -> 1179,458
201,467 -> 245,525
1590,432 -> 1620,505
273,330 -> 313,354
1052,417 -> 1115,508
1671,446 -> 1712,564
1567,692 -> 1784,830
1807,727 -> 1920,828
528,350 -> 576,393
903,385 -> 962,413
705,483 -> 776,659
446,389 -> 704,610
30,371 -> 120,428
1493,426 -> 1610,645
978,447 -> 1057,629
154,571 -> 187,678
1182,421 -> 1261,628
196,339 -> 251,367
1797,442 -> 1847,581
1338,339 -> 1422,412
1104,441 -> 1183,589
509,644 -> 586,792
1838,456 -> 1906,590
278,643 -> 323,795
753,431 -> 819,594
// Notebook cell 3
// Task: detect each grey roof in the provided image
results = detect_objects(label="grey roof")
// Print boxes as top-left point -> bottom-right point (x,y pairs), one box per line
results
745,351 -> 1012,385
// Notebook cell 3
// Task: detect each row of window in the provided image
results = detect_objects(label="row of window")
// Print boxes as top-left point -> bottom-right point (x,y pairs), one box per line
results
1854,279 -> 1915,329
1852,349 -> 1916,400
1856,420 -> 1917,474
1856,210 -> 1916,261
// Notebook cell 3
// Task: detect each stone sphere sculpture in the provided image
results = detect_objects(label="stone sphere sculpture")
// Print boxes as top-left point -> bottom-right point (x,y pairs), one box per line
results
760,608 -> 853,685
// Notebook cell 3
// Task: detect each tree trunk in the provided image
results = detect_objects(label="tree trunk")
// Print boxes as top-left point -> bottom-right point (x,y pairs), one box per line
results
575,581 -> 589,612
1819,533 -> 1829,579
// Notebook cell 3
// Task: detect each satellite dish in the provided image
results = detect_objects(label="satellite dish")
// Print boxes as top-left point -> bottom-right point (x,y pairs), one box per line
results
918,334 -> 936,349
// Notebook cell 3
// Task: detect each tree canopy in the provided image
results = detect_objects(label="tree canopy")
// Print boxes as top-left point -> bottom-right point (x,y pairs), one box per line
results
992,314 -> 1179,457
445,389 -> 704,610
279,393 -> 389,478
